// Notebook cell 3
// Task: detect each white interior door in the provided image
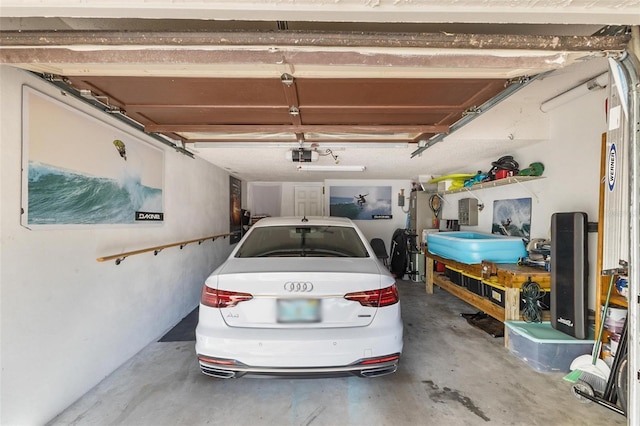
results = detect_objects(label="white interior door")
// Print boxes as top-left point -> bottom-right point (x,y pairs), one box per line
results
294,185 -> 324,217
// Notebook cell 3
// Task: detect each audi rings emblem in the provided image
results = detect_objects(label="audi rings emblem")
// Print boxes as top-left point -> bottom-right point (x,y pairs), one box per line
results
284,281 -> 314,292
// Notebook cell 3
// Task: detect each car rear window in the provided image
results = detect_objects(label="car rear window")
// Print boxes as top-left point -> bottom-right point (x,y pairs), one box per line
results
235,225 -> 370,258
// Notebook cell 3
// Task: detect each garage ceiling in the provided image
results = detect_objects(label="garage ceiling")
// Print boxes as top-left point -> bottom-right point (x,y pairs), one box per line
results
0,14 -> 634,181
62,74 -> 506,144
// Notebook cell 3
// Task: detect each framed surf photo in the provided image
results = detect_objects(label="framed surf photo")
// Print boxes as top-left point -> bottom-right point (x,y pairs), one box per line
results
21,86 -> 165,229
492,197 -> 532,238
329,185 -> 392,220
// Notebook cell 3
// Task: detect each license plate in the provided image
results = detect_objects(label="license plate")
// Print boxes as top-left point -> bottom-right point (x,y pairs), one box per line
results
277,299 -> 321,323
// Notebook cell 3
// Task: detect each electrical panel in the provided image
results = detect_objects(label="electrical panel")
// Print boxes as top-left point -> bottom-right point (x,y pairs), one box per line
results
458,198 -> 478,226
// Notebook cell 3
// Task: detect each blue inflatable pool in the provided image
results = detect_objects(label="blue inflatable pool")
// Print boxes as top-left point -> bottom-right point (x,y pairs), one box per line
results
427,231 -> 526,264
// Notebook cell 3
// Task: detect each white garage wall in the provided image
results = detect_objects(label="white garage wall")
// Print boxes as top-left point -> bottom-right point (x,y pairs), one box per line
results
247,180 -> 411,246
0,66 -> 235,425
438,73 -> 607,310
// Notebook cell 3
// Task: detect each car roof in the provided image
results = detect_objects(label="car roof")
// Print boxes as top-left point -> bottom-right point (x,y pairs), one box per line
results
251,216 -> 355,228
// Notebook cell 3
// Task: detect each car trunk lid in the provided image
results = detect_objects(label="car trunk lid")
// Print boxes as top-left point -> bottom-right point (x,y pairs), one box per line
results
208,258 -> 392,329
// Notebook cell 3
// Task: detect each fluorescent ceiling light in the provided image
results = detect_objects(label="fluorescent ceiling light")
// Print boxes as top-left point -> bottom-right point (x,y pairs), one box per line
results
297,165 -> 366,172
193,142 -> 300,149
310,142 -> 408,149
305,132 -> 414,142
540,72 -> 608,113
185,132 -> 294,141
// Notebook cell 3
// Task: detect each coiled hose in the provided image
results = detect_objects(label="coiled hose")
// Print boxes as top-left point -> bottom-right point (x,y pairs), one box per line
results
521,277 -> 547,323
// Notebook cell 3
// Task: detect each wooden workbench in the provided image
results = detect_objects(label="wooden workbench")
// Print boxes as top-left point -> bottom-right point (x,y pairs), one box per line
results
425,253 -> 551,345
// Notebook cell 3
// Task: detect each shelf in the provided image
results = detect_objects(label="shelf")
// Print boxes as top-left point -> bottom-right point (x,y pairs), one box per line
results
607,293 -> 629,308
426,254 -> 552,348
426,253 -> 549,288
433,274 -> 505,322
426,175 -> 544,195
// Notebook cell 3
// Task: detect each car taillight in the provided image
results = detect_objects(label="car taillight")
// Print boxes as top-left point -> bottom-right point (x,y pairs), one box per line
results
197,355 -> 237,365
201,286 -> 253,308
358,354 -> 401,365
344,284 -> 399,307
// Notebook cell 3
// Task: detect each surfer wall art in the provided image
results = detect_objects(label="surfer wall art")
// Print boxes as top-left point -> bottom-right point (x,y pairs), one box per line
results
329,185 -> 392,220
492,197 -> 532,238
21,87 -> 164,228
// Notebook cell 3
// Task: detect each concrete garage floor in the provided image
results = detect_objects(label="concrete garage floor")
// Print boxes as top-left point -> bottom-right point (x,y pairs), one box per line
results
49,281 -> 625,426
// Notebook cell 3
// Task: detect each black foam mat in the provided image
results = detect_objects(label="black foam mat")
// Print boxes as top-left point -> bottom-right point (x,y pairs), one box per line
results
159,307 -> 198,342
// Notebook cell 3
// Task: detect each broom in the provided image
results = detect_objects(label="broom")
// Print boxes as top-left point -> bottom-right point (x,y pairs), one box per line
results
563,275 -> 614,395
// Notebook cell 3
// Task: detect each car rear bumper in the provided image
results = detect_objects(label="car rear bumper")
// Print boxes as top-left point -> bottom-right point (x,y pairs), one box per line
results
195,305 -> 403,378
197,353 -> 400,379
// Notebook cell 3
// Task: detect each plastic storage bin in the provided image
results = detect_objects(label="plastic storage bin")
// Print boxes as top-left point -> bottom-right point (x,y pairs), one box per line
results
485,281 -> 506,307
463,273 -> 484,296
505,321 -> 594,373
444,267 -> 463,286
485,283 -> 551,311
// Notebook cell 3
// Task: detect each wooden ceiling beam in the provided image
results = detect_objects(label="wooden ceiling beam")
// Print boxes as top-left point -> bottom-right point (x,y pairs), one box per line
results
0,31 -> 628,76
0,30 -> 629,52
0,48 -> 607,71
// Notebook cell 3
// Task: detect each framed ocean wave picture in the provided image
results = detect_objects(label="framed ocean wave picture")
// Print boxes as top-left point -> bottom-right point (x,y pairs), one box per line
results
21,86 -> 164,228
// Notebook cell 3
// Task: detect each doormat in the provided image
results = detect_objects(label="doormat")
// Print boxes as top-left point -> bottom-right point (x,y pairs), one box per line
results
460,312 -> 504,338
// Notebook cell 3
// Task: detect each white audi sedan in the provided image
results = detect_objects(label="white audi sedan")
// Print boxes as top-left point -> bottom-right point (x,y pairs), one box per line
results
195,216 -> 403,378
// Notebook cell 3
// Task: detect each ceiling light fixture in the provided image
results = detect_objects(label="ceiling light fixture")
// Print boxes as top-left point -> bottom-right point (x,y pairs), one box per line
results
194,142 -> 300,148
297,165 -> 366,172
321,142 -> 408,149
540,72 -> 608,113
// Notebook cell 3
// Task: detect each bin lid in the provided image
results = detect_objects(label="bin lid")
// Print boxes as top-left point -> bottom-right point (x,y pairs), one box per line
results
505,321 -> 594,344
